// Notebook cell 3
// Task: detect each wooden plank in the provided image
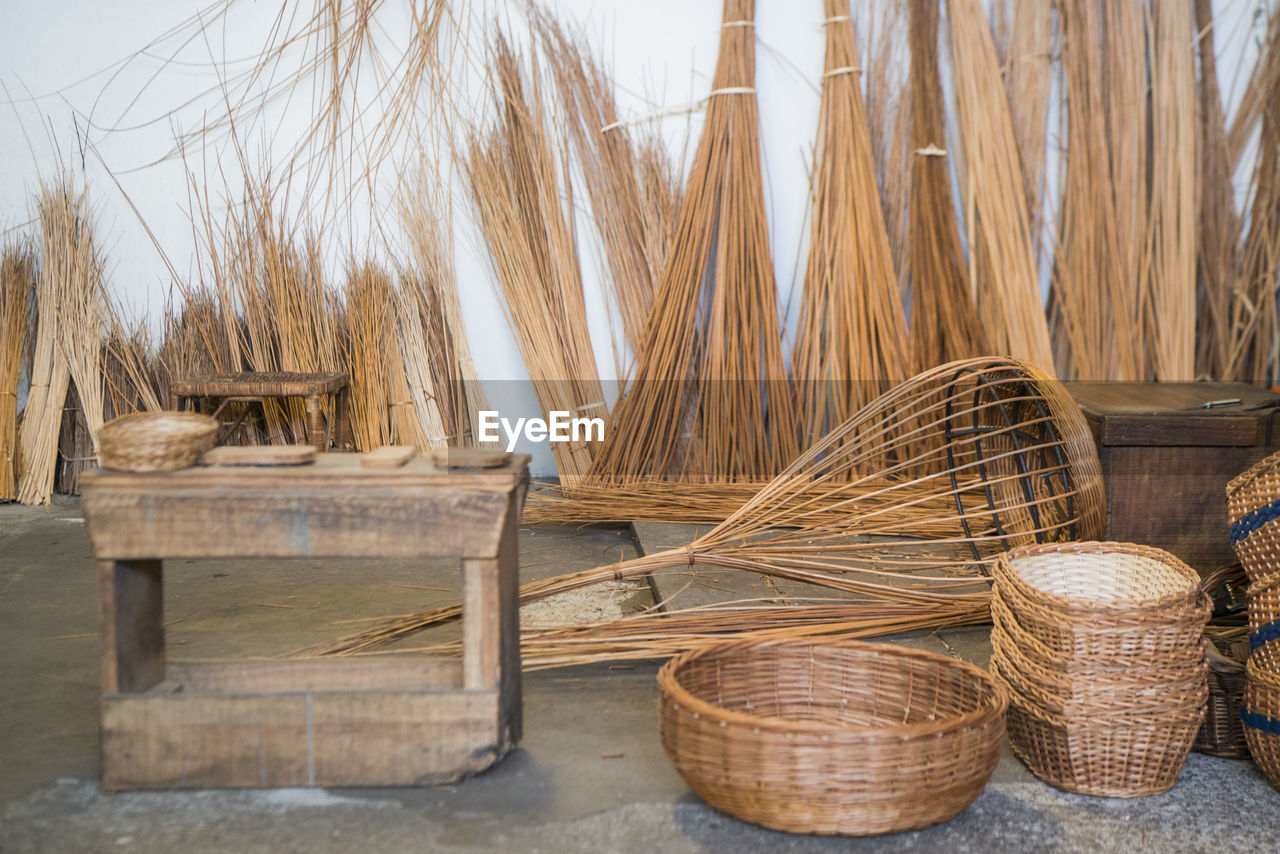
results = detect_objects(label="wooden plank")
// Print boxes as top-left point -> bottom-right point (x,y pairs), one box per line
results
361,445 -> 418,468
1099,414 -> 1258,447
101,689 -> 502,790
82,487 -> 515,560
201,445 -> 317,466
431,447 -> 510,469
164,657 -> 462,694
98,560 -> 164,694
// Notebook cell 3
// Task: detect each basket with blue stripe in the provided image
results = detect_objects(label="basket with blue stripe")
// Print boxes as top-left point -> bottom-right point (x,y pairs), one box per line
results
1227,451 -> 1280,585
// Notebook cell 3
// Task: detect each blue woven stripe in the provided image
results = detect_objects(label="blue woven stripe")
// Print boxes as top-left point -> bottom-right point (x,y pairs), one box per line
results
1242,708 -> 1280,736
1251,621 -> 1280,652
1231,496 -> 1280,545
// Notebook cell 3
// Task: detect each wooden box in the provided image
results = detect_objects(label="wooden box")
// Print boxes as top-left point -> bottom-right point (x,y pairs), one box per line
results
81,453 -> 529,791
1068,382 -> 1280,572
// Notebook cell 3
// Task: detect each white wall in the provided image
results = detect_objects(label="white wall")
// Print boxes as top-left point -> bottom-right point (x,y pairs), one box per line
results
0,1 -> 1270,473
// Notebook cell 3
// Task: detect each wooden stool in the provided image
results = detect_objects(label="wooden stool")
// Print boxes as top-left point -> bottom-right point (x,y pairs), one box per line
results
81,452 -> 529,791
168,371 -> 350,450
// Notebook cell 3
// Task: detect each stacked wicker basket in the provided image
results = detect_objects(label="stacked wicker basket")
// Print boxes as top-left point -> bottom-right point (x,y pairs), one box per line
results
990,542 -> 1210,797
1227,451 -> 1280,786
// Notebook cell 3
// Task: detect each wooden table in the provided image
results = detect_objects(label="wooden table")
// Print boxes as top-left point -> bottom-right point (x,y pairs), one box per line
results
168,371 -> 350,450
80,453 -> 529,791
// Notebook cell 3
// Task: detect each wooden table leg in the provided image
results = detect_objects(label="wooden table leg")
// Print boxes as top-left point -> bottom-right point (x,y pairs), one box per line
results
98,559 -> 164,695
167,392 -> 182,411
462,492 -> 521,746
305,394 -> 325,449
334,385 -> 351,450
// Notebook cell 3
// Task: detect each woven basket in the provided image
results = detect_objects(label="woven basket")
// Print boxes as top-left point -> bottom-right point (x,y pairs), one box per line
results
992,657 -> 1205,797
997,570 -> 1210,662
1195,629 -> 1249,758
657,638 -> 1008,836
1244,658 -> 1280,788
996,542 -> 1203,615
1228,451 -> 1280,584
1247,574 -> 1280,674
98,412 -> 219,472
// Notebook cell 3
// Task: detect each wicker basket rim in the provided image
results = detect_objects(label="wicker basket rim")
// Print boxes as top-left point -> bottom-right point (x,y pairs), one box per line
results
658,637 -> 1009,738
998,542 -> 1202,610
1227,450 -> 1280,502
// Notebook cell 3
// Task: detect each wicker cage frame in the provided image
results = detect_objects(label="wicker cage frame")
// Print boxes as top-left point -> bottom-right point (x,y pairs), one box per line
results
657,638 -> 1008,836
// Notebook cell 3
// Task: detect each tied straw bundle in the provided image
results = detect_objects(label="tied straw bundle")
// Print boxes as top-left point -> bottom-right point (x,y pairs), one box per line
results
1,242 -> 35,500
303,357 -> 1105,657
791,0 -> 909,447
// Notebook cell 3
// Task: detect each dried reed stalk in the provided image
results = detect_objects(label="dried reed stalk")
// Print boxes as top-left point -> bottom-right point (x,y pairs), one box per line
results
1002,0 -> 1053,251
305,357 -> 1104,656
858,1 -> 910,285
792,0 -> 909,447
463,30 -> 605,482
1048,0 -> 1147,380
1145,0 -> 1200,381
1195,0 -> 1240,380
946,0 -> 1055,374
537,13 -> 682,363
392,282 -> 448,451
18,179 -> 102,504
0,242 -> 34,500
585,0 -> 798,483
906,0 -> 989,372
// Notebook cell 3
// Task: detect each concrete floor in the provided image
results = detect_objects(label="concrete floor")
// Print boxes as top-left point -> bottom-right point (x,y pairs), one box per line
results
2,498 -> 1279,853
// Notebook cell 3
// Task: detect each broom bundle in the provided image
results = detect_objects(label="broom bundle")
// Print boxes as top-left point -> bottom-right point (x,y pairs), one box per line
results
791,0 -> 909,446
464,29 -> 606,481
305,356 -> 1105,656
585,0 -> 797,484
1,241 -> 35,500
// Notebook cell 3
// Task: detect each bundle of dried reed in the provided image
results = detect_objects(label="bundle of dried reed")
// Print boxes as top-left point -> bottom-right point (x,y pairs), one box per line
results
1146,0 -> 1199,382
102,316 -> 162,421
1051,0 -> 1147,380
341,261 -> 395,452
357,599 -> 992,671
0,242 -> 34,500
585,0 -> 797,484
792,0 -> 909,447
946,0 -> 1055,374
464,30 -> 605,482
1195,0 -> 1240,381
392,281 -> 448,451
397,167 -> 491,447
906,0 -> 989,371
18,179 -> 103,504
537,13 -> 682,363
306,357 -> 1105,656
156,288 -> 236,404
860,1 -> 910,278
1001,0 -> 1053,251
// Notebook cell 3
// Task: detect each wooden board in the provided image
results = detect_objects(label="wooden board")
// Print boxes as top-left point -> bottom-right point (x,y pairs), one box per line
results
202,445 -> 317,466
362,445 -> 417,468
431,447 -> 510,469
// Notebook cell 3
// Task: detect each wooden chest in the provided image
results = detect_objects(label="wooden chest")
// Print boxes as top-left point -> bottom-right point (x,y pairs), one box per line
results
1067,382 -> 1280,572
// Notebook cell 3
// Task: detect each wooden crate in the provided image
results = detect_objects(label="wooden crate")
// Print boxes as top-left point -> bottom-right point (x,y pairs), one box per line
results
1067,382 -> 1280,571
80,452 -> 528,791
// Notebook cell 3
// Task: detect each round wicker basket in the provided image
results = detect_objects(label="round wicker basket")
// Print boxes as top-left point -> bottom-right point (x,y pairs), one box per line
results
657,638 -> 1008,836
98,412 -> 219,472
1243,658 -> 1280,788
1227,451 -> 1280,584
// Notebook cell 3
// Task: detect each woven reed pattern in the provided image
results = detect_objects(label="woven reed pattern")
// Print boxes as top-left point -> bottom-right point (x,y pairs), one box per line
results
658,639 -> 1007,836
992,542 -> 1209,797
1228,451 -> 1280,585
98,412 -> 218,472
1244,658 -> 1280,787
1196,628 -> 1248,758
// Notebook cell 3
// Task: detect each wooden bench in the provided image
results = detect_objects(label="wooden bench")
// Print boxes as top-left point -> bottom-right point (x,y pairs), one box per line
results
80,452 -> 529,791
168,371 -> 350,450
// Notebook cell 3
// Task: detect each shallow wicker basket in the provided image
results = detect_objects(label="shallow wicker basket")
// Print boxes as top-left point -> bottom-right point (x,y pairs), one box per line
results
657,638 -> 1008,836
1228,451 -> 1280,585
97,412 -> 219,472
1243,658 -> 1280,788
992,657 -> 1205,798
